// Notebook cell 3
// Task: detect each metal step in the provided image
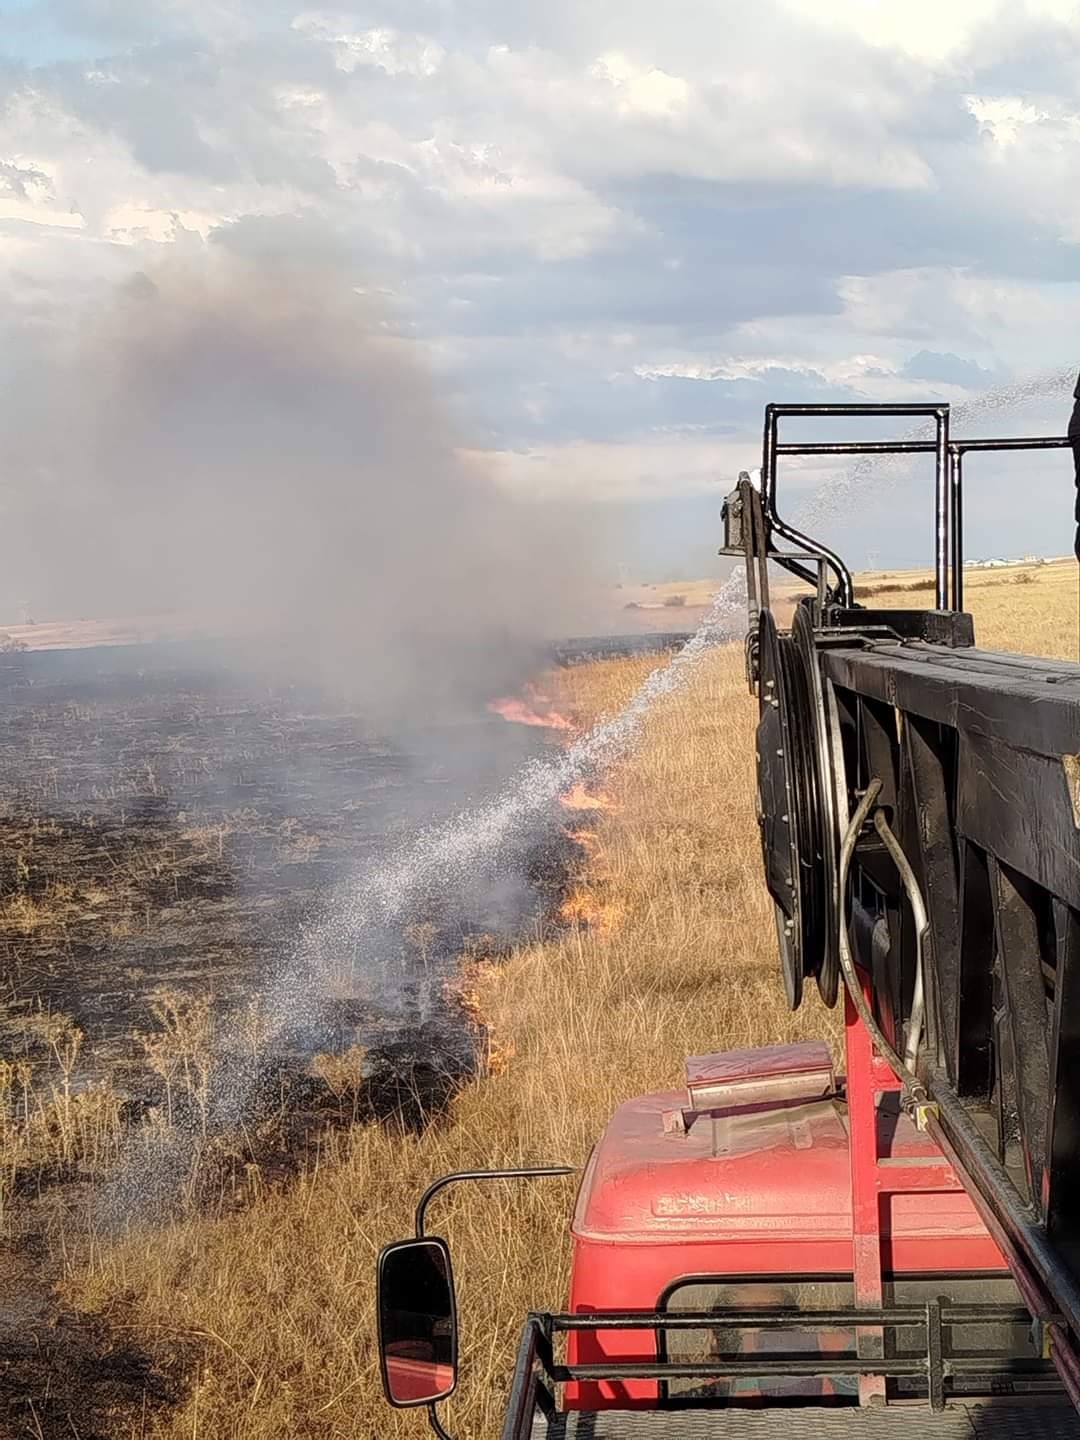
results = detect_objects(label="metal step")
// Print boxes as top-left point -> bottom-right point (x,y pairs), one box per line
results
534,1401 -> 1079,1438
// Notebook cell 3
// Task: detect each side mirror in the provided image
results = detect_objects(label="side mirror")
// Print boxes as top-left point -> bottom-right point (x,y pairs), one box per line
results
377,1237 -> 458,1408
376,1167 -> 574,1433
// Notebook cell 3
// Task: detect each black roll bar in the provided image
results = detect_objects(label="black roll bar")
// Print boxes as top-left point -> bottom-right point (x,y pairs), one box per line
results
763,404 -> 949,609
761,404 -> 1073,614
947,436 -> 1072,609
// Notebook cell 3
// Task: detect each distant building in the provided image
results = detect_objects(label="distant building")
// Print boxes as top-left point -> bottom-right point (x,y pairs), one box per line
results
963,555 -> 1044,569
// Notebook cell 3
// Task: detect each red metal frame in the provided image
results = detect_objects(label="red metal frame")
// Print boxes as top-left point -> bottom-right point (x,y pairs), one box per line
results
845,975 -> 889,1403
564,991 -> 1003,1411
844,969 -> 970,1402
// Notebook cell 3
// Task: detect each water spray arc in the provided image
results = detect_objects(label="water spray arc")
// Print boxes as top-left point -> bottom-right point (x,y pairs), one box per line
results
108,369 -> 1079,1227
265,578 -> 748,1041
375,382 -> 1080,1439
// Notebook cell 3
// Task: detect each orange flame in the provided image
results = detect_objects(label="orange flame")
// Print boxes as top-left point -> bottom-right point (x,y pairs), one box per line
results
559,781 -> 617,812
487,684 -> 575,732
566,827 -> 601,856
559,890 -> 622,934
445,958 -> 516,1077
447,957 -> 495,1025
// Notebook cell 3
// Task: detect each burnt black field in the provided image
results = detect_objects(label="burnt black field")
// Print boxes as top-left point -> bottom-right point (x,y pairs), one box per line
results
0,638 -> 566,1104
0,631 -> 690,1437
0,637 -> 575,1435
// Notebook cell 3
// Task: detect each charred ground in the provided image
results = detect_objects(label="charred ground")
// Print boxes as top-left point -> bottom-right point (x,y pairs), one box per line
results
0,638 -> 573,1439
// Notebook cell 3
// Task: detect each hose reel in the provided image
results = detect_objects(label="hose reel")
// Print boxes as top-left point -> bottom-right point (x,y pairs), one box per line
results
753,604 -> 840,1008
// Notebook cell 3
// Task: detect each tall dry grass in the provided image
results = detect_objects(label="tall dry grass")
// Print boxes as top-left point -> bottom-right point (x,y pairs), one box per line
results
57,566 -> 1080,1438
66,644 -> 835,1439
0,1013 -> 124,1232
855,557 -> 1079,660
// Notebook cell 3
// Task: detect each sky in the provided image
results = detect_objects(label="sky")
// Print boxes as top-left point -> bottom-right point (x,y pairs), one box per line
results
3,0 -> 1080,577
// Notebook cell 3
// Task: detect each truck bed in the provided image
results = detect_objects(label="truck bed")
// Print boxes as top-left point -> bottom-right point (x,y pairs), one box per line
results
533,1401 -> 1079,1437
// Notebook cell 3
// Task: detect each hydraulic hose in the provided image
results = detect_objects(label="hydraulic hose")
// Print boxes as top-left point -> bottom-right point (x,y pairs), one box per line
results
837,778 -> 932,1116
871,807 -> 928,1073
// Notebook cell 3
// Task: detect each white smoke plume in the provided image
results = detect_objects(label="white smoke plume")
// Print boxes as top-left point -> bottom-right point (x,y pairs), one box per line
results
1,253 -> 596,717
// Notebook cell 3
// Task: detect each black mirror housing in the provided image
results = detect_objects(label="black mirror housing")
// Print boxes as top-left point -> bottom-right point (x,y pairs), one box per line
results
377,1236 -> 458,1408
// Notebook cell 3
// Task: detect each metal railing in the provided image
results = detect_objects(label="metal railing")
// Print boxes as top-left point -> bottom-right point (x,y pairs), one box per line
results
760,403 -> 1073,614
762,404 -> 950,609
947,436 -> 1072,609
502,1302 -> 1056,1437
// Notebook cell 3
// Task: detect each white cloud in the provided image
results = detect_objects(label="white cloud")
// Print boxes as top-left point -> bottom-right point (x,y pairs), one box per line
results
966,95 -> 1051,146
292,15 -> 445,77
780,0 -> 1080,63
472,435 -> 760,501
1,0 -> 1080,543
839,268 -> 1080,359
0,198 -> 84,228
103,203 -> 220,242
588,52 -> 691,120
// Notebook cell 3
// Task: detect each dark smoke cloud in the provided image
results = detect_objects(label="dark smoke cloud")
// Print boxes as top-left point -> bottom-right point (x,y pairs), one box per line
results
2,254 -> 597,717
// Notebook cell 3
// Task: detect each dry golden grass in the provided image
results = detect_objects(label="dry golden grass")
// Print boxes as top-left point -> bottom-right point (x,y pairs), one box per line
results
63,646 -> 836,1440
618,577 -> 720,612
853,557 -> 1079,660
138,989 -> 217,1136
56,568 -> 1080,1438
0,1014 -> 123,1231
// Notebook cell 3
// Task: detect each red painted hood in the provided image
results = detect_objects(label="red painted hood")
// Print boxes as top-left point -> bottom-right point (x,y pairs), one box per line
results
572,1087 -> 988,1243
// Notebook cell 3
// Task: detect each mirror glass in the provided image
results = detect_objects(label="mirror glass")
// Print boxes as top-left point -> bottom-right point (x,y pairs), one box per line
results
378,1238 -> 457,1406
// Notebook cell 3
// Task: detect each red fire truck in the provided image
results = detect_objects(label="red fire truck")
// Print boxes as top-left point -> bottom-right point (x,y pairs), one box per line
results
378,404 -> 1080,1437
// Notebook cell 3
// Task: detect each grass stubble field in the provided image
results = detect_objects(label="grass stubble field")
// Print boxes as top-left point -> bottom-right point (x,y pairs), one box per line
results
1,558 -> 1076,1440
